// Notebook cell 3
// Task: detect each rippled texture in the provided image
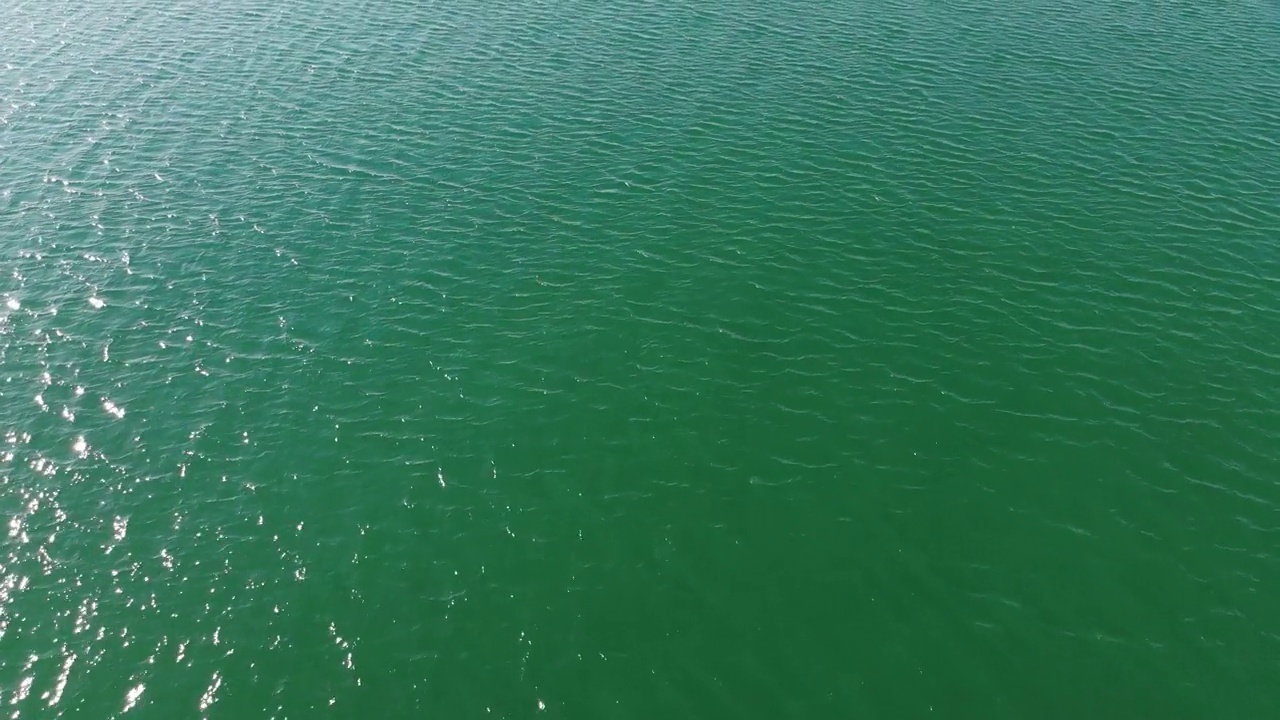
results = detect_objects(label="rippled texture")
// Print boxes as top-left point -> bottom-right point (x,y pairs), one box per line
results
3,0 -> 1280,717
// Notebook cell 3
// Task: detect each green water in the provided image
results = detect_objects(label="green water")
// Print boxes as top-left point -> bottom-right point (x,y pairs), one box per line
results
3,0 -> 1279,717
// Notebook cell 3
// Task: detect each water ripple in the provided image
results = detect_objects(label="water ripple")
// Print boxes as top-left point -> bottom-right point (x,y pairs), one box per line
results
3,0 -> 1280,716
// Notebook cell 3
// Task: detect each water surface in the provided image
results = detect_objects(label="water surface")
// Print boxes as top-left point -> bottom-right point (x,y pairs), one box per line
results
2,1 -> 1280,717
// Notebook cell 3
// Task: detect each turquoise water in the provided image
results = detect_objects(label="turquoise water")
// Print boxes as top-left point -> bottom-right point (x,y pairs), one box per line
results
3,0 -> 1280,717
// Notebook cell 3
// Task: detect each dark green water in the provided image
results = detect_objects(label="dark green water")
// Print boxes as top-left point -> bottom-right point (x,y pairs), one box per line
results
3,0 -> 1280,717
